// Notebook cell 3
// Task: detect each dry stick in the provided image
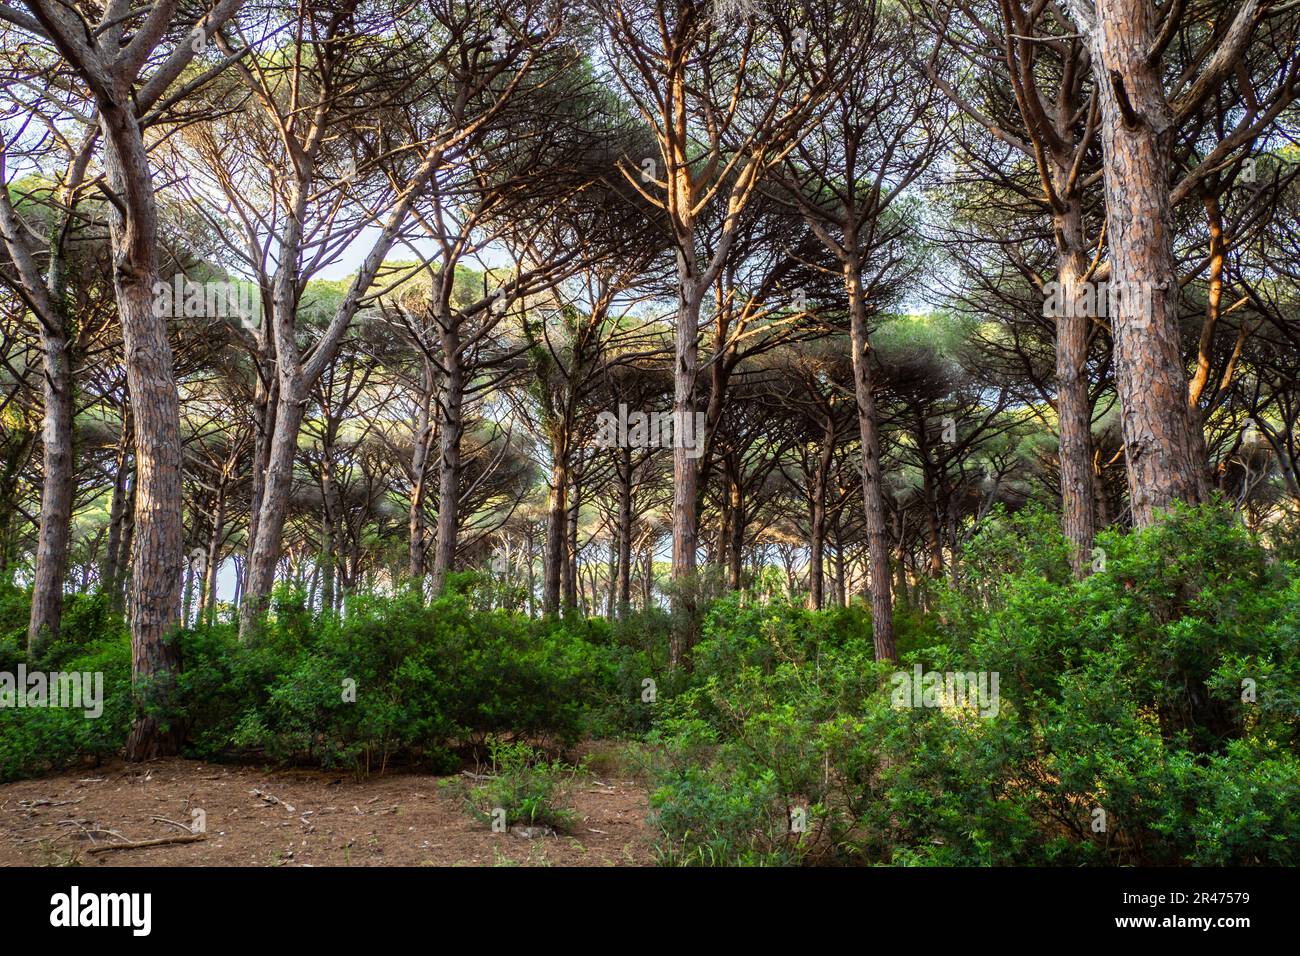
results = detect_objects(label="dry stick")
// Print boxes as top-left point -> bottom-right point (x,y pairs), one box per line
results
85,834 -> 207,855
150,816 -> 195,833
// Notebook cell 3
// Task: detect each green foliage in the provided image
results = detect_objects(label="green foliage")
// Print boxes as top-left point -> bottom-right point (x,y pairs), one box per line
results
646,505 -> 1300,866
0,637 -> 133,783
461,738 -> 582,831
181,588 -> 613,774
2,505 -> 1296,868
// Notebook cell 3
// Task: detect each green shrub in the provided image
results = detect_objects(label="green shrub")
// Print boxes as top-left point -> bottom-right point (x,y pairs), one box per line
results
646,505 -> 1300,866
0,638 -> 133,782
462,737 -> 582,831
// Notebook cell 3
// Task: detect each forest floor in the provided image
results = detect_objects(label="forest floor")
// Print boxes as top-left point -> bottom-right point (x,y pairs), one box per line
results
0,744 -> 652,867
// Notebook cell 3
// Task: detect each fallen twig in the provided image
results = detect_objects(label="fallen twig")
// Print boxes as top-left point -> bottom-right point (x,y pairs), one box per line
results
151,816 -> 196,834
85,834 -> 207,855
250,789 -> 295,813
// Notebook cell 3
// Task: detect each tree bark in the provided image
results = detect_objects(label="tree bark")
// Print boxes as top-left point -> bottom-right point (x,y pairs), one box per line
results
1054,203 -> 1098,574
846,265 -> 897,660
669,290 -> 701,665
430,325 -> 463,594
543,456 -> 567,615
615,447 -> 632,617
240,388 -> 305,631
408,358 -> 435,579
100,115 -> 185,760
27,319 -> 74,656
807,430 -> 832,611
1089,0 -> 1209,523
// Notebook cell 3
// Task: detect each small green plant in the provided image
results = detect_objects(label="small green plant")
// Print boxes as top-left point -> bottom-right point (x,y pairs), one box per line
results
463,738 -> 583,832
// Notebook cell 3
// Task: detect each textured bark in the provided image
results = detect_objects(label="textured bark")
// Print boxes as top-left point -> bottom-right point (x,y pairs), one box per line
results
543,457 -> 568,615
1089,0 -> 1209,523
845,266 -> 896,661
669,291 -> 701,665
430,326 -> 464,594
1054,206 -> 1098,575
101,123 -> 185,760
615,447 -> 632,616
807,423 -> 833,611
26,301 -> 74,656
241,387 -> 306,631
407,359 -> 436,579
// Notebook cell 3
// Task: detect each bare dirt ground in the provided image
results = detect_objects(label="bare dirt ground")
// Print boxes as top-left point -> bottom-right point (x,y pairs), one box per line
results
0,749 -> 653,868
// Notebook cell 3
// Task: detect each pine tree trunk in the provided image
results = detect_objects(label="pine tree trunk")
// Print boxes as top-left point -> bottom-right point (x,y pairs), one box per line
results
616,448 -> 632,616
95,98 -> 185,761
27,319 -> 74,656
1054,207 -> 1099,575
408,360 -> 435,579
240,389 -> 305,634
1090,0 -> 1209,523
543,457 -> 567,615
430,329 -> 463,594
669,292 -> 701,665
846,266 -> 897,660
727,474 -> 744,591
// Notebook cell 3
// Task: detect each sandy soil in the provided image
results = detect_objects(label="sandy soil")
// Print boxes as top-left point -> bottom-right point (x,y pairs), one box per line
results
0,754 -> 653,867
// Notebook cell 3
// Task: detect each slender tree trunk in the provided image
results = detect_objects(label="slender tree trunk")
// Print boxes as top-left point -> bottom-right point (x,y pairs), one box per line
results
922,462 -> 944,579
240,389 -> 306,633
202,483 -> 225,623
408,360 -> 435,579
101,122 -> 185,760
244,368 -> 276,591
26,290 -> 75,656
113,479 -> 135,615
1054,209 -> 1099,575
1089,0 -> 1209,523
564,475 -> 580,611
616,448 -> 632,616
833,531 -> 846,609
182,561 -> 195,628
727,473 -> 744,591
430,329 -> 463,593
525,524 -> 536,617
669,291 -> 701,664
845,266 -> 897,660
808,483 -> 827,611
543,455 -> 568,615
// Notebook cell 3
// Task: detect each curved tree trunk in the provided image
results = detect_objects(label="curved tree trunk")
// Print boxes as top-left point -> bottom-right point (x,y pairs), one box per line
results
101,121 -> 185,761
240,388 -> 305,633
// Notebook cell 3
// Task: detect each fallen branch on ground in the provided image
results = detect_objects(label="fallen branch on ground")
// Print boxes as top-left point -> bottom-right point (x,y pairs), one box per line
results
85,834 -> 207,855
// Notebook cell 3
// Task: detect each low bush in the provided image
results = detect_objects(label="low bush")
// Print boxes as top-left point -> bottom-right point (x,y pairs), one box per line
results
645,504 -> 1300,866
460,737 -> 583,832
